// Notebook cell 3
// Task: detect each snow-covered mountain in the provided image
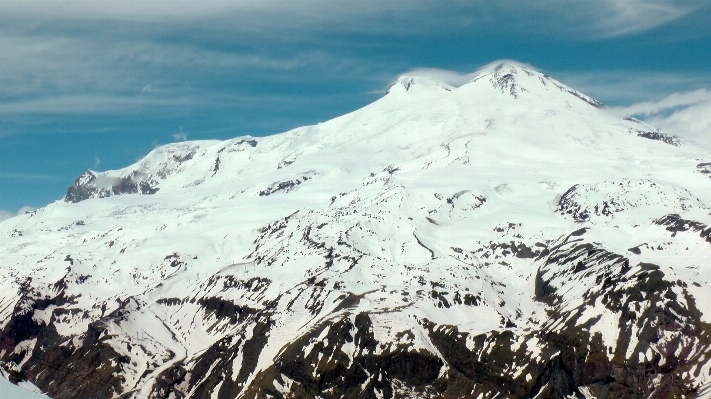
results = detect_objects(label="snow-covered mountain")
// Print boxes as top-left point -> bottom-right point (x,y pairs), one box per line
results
1,61 -> 710,399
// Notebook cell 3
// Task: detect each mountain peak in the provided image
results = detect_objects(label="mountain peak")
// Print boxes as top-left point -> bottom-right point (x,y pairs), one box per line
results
386,60 -> 604,107
475,59 -> 537,74
465,60 -> 604,106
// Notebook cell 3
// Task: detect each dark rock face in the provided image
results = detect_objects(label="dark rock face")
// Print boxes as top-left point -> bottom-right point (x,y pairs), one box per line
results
531,237 -> 711,398
491,73 -> 519,98
174,320 -> 271,399
230,245 -> 708,399
2,219 -> 709,398
565,88 -> 605,108
557,183 -> 611,222
27,322 -> 127,399
167,236 -> 709,397
65,170 -> 158,203
0,284 -> 125,399
698,163 -> 711,178
242,314 -> 445,399
3,240 -> 710,399
258,174 -> 314,196
654,214 -> 711,244
635,130 -> 682,146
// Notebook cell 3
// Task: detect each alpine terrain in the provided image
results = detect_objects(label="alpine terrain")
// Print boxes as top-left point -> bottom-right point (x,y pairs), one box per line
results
1,61 -> 710,399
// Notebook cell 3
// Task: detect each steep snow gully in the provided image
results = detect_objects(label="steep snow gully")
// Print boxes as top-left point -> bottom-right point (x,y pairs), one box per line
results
2,61 -> 711,398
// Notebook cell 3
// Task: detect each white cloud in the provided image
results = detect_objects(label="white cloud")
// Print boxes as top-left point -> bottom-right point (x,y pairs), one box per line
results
0,206 -> 38,222
612,89 -> 711,116
0,210 -> 14,222
0,1 -> 704,114
478,0 -> 700,39
0,29 -> 368,116
614,89 -> 711,149
646,98 -> 711,150
172,127 -> 187,142
553,71 -> 711,106
17,206 -> 38,215
94,156 -> 101,168
0,1 -> 707,122
588,0 -> 693,37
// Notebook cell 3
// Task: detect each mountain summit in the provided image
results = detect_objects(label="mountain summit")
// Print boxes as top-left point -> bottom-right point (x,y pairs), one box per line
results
2,61 -> 710,399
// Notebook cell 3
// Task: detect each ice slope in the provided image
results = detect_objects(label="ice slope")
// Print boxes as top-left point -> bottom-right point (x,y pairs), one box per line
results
1,61 -> 710,399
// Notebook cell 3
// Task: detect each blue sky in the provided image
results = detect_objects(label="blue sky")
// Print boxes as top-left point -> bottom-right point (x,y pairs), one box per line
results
1,0 -> 710,218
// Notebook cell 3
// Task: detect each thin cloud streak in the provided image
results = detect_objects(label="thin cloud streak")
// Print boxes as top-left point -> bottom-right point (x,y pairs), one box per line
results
590,0 -> 692,37
0,90 -> 376,116
614,89 -> 711,116
0,34 -> 359,96
0,172 -> 63,181
0,30 -> 385,117
0,95 -> 194,115
1,0 -> 699,38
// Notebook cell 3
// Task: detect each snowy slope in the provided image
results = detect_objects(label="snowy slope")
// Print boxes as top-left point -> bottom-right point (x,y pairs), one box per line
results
1,61 -> 710,399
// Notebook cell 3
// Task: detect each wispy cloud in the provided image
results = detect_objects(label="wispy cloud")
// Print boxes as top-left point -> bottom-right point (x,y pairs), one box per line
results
649,102 -> 711,150
0,205 -> 39,222
1,0 -> 699,38
553,70 -> 711,105
0,210 -> 14,222
4,5 -> 706,115
0,28 -> 377,116
586,0 -> 694,37
0,94 -> 192,115
172,127 -> 187,142
613,89 -> 711,149
17,205 -> 38,214
613,89 -> 711,116
0,1 -> 707,124
554,70 -> 711,148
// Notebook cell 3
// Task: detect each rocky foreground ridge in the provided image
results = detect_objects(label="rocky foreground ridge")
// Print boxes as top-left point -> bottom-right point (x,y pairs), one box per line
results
1,61 -> 711,398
